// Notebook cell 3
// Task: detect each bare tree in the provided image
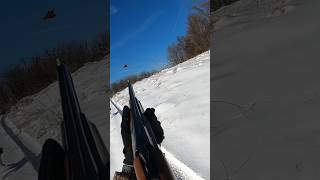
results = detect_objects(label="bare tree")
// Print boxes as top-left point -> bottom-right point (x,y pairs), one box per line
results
167,37 -> 186,65
167,0 -> 210,64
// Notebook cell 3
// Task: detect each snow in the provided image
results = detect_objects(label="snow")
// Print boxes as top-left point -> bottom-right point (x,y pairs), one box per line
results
0,42 -> 210,180
213,0 -> 320,179
110,51 -> 210,179
0,116 -> 38,180
0,59 -> 109,179
213,0 -> 298,30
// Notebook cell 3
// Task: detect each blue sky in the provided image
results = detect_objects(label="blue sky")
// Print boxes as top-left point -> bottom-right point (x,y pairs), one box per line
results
110,0 -> 194,82
0,0 -> 106,73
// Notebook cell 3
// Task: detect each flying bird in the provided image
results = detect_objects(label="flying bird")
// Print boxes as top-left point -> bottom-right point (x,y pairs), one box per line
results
43,9 -> 56,21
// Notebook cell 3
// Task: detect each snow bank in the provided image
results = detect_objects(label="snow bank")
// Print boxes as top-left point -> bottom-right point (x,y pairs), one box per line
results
110,51 -> 210,179
0,59 -> 108,179
213,0 -> 298,30
213,0 -> 320,179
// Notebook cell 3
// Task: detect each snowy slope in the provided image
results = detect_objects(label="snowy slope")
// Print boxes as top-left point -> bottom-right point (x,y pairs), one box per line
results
110,51 -> 210,179
0,59 -> 109,180
0,116 -> 39,180
213,0 -> 320,179
213,0 -> 298,30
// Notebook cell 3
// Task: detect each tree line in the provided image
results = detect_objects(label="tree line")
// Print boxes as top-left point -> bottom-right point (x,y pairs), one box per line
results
167,0 -> 210,66
0,32 -> 109,113
111,0 -> 212,94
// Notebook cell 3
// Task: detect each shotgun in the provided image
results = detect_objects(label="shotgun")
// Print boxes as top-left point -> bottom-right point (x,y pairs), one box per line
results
57,60 -> 109,180
128,81 -> 175,180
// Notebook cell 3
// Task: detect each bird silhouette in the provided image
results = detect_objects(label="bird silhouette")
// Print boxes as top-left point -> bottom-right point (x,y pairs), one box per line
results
43,9 -> 56,21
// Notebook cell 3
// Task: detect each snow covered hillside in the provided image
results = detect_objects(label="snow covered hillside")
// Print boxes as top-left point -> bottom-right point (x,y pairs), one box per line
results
110,51 -> 210,179
0,59 -> 108,180
213,0 -> 298,30
213,0 -> 320,179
